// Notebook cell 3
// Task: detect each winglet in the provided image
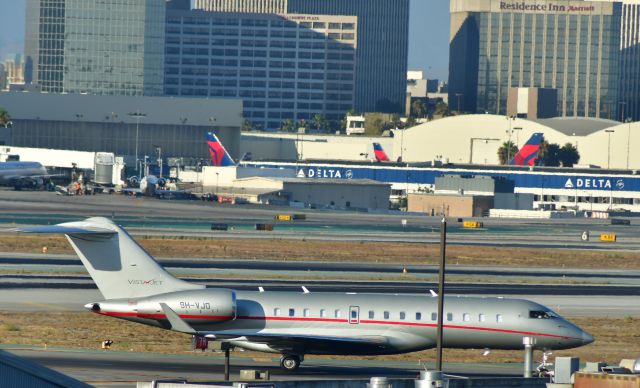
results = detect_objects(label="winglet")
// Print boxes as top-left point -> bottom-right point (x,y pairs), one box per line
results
160,303 -> 195,334
429,290 -> 438,297
301,286 -> 310,294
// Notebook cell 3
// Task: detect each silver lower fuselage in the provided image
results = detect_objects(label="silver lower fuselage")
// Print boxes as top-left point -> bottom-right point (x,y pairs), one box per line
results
92,290 -> 592,356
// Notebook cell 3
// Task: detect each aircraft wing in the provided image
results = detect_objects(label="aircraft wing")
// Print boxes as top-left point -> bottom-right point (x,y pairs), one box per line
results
217,332 -> 391,354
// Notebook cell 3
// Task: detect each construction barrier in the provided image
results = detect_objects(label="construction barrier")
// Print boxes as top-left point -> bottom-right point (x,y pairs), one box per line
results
600,233 -> 617,242
463,220 -> 483,229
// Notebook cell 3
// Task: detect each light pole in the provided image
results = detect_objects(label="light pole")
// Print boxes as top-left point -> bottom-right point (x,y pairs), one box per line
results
154,146 -> 162,179
216,172 -> 220,194
605,129 -> 615,169
455,93 -> 463,114
505,116 -> 516,162
513,126 -> 522,148
626,118 -> 633,169
128,110 -> 146,171
619,101 -> 626,123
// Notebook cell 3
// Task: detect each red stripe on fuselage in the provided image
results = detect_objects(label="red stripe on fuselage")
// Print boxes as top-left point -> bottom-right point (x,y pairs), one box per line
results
96,311 -> 576,340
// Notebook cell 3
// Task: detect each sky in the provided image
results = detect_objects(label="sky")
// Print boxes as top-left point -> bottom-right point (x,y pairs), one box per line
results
0,0 -> 450,81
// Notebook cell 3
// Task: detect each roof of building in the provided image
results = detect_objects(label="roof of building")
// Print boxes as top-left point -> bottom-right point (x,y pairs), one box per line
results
235,176 -> 389,186
0,350 -> 89,387
0,91 -> 242,127
531,117 -> 620,136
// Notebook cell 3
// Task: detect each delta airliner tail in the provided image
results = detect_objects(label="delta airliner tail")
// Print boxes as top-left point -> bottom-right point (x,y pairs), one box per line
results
509,132 -> 544,166
372,143 -> 390,162
206,132 -> 235,167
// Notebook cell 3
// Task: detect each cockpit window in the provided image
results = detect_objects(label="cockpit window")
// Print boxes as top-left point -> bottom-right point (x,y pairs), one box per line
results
529,310 -> 557,319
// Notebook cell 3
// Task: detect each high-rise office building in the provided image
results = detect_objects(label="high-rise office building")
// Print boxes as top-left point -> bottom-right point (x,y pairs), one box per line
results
3,54 -> 25,85
590,0 -> 640,121
25,0 -> 165,96
165,10 -> 357,131
449,0 -> 621,119
193,0 -> 410,114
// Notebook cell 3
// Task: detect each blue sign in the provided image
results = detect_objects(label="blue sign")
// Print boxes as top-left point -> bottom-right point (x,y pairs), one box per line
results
243,162 -> 640,192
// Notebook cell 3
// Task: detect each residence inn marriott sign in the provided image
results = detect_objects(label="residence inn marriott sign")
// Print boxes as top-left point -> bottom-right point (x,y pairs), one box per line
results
494,1 -> 600,13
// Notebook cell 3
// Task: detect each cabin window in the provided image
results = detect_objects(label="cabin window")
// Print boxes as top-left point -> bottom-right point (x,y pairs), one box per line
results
368,310 -> 375,319
274,308 -> 281,316
529,310 -> 555,319
335,309 -> 341,318
447,313 -> 453,321
288,308 -> 295,317
431,312 -> 437,321
416,312 -> 422,321
320,309 -> 327,318
351,309 -> 358,319
479,313 -> 485,322
384,311 -> 390,319
496,314 -> 503,323
463,313 -> 470,322
399,312 -> 406,320
303,308 -> 310,317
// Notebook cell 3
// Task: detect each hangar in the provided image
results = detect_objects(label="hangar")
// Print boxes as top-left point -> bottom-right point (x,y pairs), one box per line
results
241,114 -> 640,170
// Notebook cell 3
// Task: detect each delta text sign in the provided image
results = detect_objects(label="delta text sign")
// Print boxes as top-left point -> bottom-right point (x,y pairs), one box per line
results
247,163 -> 640,192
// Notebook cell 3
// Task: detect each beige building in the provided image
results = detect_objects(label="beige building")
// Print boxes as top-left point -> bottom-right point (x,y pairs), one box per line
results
408,193 -> 493,217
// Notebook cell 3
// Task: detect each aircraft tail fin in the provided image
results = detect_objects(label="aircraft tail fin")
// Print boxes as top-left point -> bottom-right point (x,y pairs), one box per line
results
509,132 -> 544,166
372,143 -> 390,162
206,132 -> 236,166
15,217 -> 204,299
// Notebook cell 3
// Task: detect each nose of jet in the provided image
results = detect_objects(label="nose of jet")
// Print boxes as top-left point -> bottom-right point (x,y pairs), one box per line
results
581,330 -> 594,345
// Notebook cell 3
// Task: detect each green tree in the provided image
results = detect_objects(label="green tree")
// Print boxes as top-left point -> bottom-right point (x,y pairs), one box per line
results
497,141 -> 518,165
280,118 -> 295,133
0,107 -> 10,127
412,99 -> 426,118
538,142 -> 561,166
559,143 -> 580,167
312,113 -> 328,132
365,116 -> 385,136
404,117 -> 417,128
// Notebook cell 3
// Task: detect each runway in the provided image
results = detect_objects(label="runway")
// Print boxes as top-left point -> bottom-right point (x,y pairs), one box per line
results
1,190 -> 640,249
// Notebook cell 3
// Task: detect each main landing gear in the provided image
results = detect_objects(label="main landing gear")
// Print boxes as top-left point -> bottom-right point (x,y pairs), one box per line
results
280,354 -> 303,371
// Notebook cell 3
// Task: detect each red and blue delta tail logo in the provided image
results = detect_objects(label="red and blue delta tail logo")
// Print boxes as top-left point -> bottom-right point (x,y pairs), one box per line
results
205,132 -> 235,166
373,143 -> 390,162
509,132 -> 544,166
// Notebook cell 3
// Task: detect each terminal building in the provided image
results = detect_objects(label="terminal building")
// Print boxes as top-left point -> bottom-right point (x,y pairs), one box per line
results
0,92 -> 242,163
449,0 -> 622,119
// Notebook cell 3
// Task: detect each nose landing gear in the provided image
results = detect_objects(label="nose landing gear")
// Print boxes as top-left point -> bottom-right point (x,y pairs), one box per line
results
280,354 -> 302,371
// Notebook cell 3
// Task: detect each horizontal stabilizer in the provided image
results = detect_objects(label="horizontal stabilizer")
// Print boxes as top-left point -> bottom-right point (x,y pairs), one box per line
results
160,303 -> 196,334
14,224 -> 116,236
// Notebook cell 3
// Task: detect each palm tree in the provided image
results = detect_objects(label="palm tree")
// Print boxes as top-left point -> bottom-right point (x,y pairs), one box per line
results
538,143 -> 561,166
312,113 -> 327,132
497,141 -> 518,164
0,107 -> 10,127
280,118 -> 295,133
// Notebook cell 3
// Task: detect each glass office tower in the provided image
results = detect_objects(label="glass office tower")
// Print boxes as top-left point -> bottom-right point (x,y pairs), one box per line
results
193,0 -> 410,114
450,0 -> 621,119
25,0 -> 165,96
164,10 -> 357,131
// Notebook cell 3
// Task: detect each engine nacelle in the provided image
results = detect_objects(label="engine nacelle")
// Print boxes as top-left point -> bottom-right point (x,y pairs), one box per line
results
88,289 -> 237,325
